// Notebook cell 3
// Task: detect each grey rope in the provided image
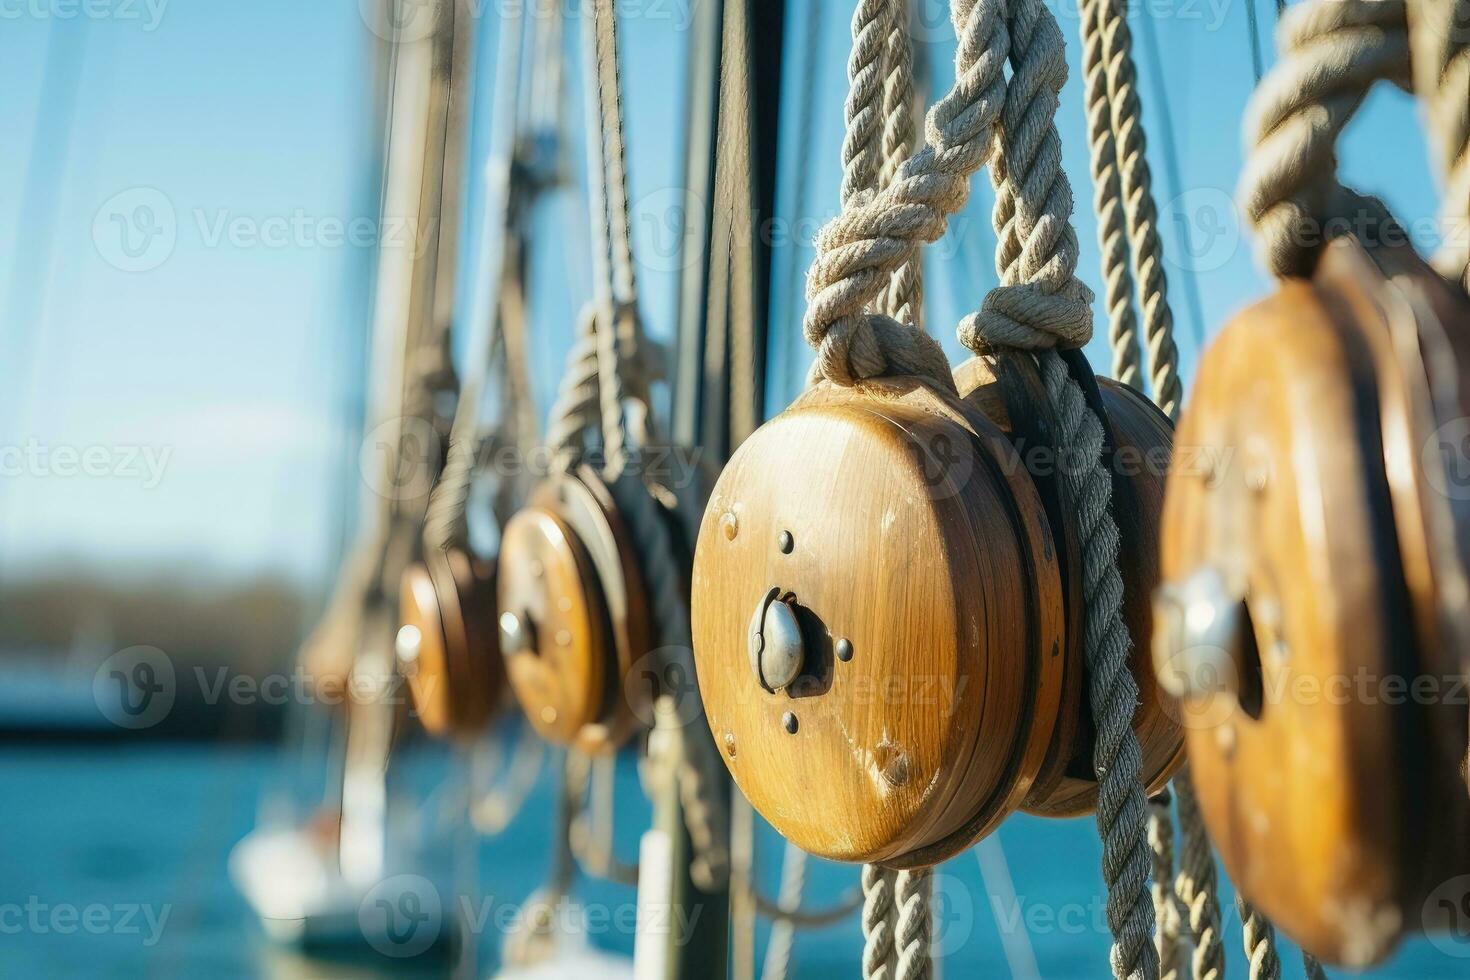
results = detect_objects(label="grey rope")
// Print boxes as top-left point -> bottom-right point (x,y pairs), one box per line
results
1238,0 -> 1411,278
613,468 -> 731,892
1078,0 -> 1144,389
960,0 -> 1155,975
1093,0 -> 1182,416
544,304 -> 605,469
1302,952 -> 1329,980
1237,894 -> 1282,980
1174,773 -> 1225,980
862,865 -> 899,980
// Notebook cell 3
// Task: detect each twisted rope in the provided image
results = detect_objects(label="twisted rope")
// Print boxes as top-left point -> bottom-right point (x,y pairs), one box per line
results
1078,0 -> 1143,390
544,304 -> 604,469
613,472 -> 730,893
1092,0 -> 1181,414
1302,951 -> 1329,980
803,0 -> 1016,388
1174,774 -> 1224,980
1410,0 -> 1469,285
844,0 -> 896,208
953,0 -> 1154,975
880,0 -> 924,324
969,0 -> 1094,353
1238,0 -> 1412,278
893,868 -> 933,980
1150,792 -> 1185,980
759,843 -> 808,980
1237,894 -> 1283,980
862,865 -> 899,980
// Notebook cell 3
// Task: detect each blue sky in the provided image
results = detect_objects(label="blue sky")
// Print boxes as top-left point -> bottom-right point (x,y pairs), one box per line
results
0,0 -> 1445,592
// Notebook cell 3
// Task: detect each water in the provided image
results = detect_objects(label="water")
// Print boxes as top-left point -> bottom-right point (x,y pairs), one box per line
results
0,742 -> 1463,978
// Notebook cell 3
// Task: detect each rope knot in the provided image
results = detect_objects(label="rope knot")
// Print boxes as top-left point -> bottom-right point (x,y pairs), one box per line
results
812,312 -> 957,392
1238,0 -> 1412,277
959,276 -> 1094,352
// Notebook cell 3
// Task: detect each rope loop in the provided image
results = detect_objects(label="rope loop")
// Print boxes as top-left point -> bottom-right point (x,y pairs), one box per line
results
803,0 -> 1011,391
1238,0 -> 1413,278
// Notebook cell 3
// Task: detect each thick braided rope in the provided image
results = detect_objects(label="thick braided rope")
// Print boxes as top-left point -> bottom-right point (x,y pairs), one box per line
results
584,0 -> 634,473
759,843 -> 808,980
893,868 -> 933,980
960,1 -> 1154,975
844,0 -> 895,208
967,0 -> 1093,353
544,305 -> 604,469
1149,792 -> 1185,980
1238,0 -> 1412,278
1302,952 -> 1329,979
1237,895 -> 1283,980
1089,0 -> 1182,415
591,0 -> 639,311
862,865 -> 899,980
421,429 -> 474,552
803,0 -> 1013,388
1077,0 -> 1143,389
1173,774 -> 1224,980
1038,351 -> 1156,980
880,0 -> 925,325
1410,0 -> 1470,285
613,473 -> 730,892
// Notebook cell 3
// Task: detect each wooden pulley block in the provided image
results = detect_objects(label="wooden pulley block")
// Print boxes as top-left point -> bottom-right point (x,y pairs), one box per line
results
1155,237 -> 1470,966
953,353 -> 1184,817
497,465 -> 651,755
691,375 -> 1066,868
396,547 -> 504,738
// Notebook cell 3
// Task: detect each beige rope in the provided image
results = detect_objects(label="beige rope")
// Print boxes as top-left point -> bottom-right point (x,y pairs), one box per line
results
880,0 -> 925,325
1149,792 -> 1185,980
844,0 -> 896,208
1092,0 -> 1182,415
1078,0 -> 1143,390
893,868 -> 933,980
803,0 -> 1015,388
1410,0 -> 1469,286
1173,773 -> 1224,980
545,304 -> 605,469
955,0 -> 1155,974
1239,0 -> 1412,278
759,843 -> 807,980
862,865 -> 899,980
1237,894 -> 1282,980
